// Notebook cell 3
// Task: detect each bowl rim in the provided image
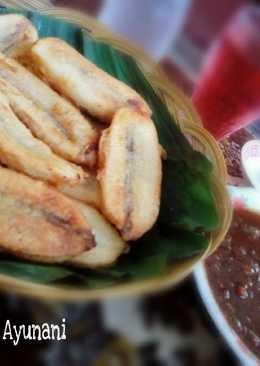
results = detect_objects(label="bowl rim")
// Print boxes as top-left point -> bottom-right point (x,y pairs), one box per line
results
0,5 -> 232,301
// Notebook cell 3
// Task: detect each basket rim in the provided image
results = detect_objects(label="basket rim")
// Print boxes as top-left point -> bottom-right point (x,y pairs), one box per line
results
0,5 -> 233,301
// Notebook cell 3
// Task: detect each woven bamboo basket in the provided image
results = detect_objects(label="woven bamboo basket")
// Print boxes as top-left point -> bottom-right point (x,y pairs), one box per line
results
0,1 -> 233,301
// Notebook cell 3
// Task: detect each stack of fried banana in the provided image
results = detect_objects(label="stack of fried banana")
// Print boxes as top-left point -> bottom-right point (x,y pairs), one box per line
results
0,15 -> 162,268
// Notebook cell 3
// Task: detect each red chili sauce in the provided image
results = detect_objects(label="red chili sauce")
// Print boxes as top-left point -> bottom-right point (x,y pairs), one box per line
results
206,208 -> 260,358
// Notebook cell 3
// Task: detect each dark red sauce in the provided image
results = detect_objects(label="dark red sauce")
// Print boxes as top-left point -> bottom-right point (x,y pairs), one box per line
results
206,208 -> 260,358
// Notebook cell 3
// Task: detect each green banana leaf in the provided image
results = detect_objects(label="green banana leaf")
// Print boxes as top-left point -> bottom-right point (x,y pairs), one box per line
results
0,8 -> 219,289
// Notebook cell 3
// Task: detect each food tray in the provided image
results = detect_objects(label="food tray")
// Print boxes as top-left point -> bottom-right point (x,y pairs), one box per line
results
0,1 -> 232,301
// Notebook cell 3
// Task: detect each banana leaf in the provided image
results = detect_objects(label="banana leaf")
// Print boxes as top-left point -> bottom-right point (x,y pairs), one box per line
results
0,8 -> 219,288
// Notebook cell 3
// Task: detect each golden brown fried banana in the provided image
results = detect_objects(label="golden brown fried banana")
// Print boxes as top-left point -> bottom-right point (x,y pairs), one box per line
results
0,53 -> 97,167
0,14 -> 38,58
70,203 -> 127,269
0,167 -> 95,263
0,91 -> 84,186
58,175 -> 102,209
98,108 -> 162,241
29,38 -> 151,123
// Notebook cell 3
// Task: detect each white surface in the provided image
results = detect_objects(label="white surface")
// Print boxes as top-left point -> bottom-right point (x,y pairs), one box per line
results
228,186 -> 260,212
99,0 -> 191,60
103,297 -> 218,366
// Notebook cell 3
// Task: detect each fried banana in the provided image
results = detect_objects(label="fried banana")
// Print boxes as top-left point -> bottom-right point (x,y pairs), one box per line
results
0,167 -> 95,263
70,203 -> 127,269
28,38 -> 151,123
0,53 -> 97,167
0,91 -> 84,186
58,175 -> 102,209
0,14 -> 38,58
98,108 -> 162,241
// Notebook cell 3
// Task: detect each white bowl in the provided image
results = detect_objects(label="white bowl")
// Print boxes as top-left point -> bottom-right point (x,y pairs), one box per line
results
194,187 -> 260,366
241,140 -> 260,191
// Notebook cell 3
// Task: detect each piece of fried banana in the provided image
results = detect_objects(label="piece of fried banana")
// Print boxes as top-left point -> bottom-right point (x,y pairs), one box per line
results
98,108 -> 162,241
58,175 -> 102,209
0,167 -> 95,263
0,14 -> 38,58
0,53 -> 97,167
28,38 -> 151,123
0,91 -> 84,186
70,203 -> 127,269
